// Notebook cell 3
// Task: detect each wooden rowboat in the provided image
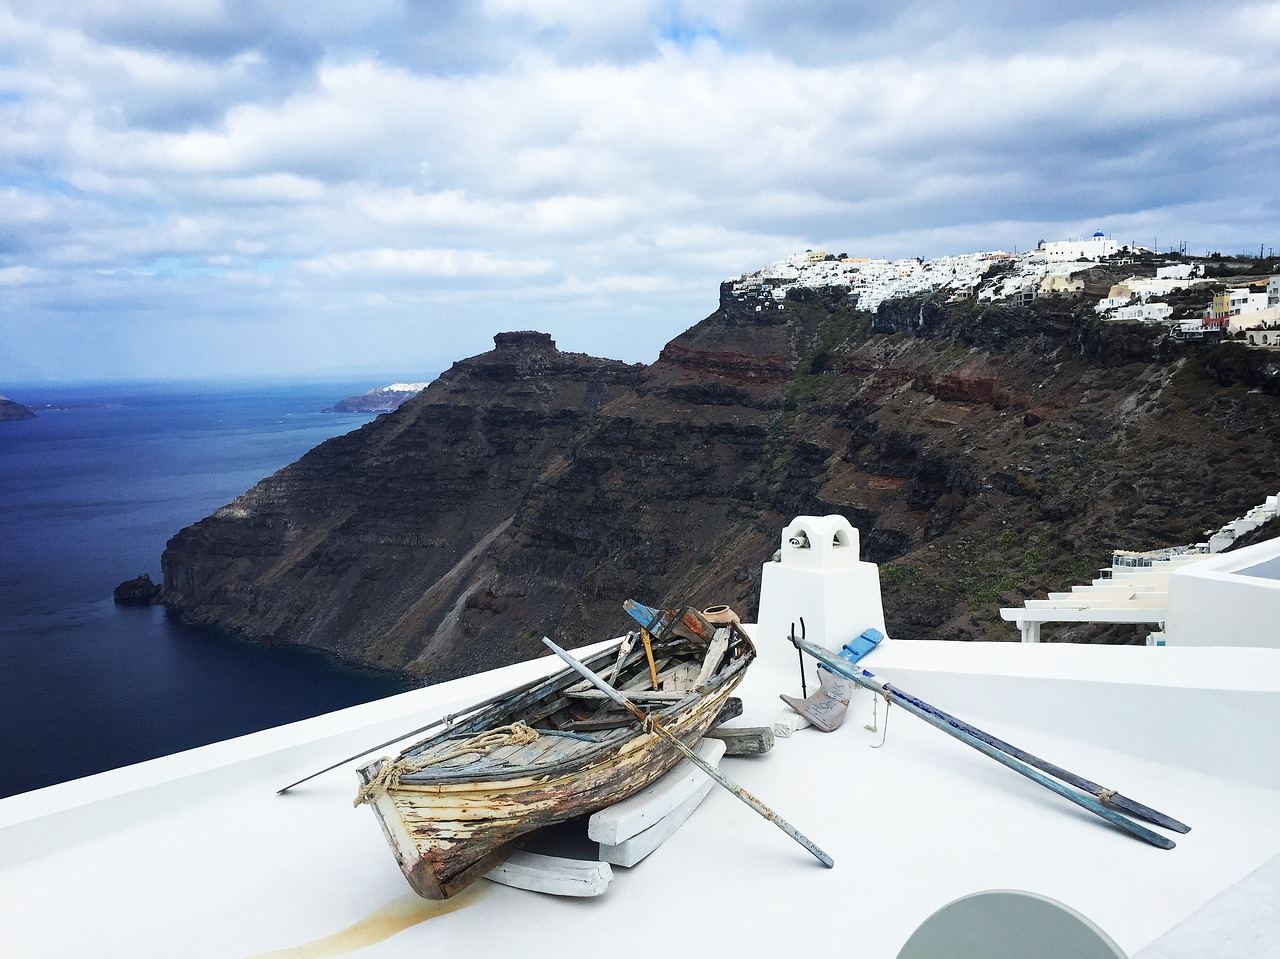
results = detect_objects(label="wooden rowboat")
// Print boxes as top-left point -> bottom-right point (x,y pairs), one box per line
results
355,602 -> 756,900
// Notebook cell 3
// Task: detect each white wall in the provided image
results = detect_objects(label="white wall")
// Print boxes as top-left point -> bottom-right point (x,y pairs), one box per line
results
1165,537 -> 1280,649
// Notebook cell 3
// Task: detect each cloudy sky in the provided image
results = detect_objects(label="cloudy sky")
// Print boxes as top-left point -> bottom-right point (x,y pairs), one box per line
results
3,1 -> 1278,383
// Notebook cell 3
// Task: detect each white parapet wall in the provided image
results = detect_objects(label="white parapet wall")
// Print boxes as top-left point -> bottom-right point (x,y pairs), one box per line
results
756,515 -> 885,682
1164,536 -> 1280,649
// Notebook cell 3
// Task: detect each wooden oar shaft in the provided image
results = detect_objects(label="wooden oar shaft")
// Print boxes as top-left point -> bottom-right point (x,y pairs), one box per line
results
542,637 -> 835,869
791,636 -> 1176,850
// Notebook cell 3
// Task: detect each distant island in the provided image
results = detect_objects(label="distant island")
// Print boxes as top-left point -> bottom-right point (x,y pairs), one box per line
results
0,395 -> 35,421
325,383 -> 430,413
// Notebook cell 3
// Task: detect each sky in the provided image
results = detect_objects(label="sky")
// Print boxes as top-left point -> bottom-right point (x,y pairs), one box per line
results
2,1 -> 1278,383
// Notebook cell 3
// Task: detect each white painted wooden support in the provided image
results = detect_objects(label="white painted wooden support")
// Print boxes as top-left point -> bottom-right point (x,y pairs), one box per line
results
599,773 -> 717,867
774,706 -> 812,738
588,738 -> 726,845
484,850 -> 613,897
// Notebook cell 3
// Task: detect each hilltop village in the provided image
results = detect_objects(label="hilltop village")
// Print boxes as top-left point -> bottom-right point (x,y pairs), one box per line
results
730,233 -> 1280,347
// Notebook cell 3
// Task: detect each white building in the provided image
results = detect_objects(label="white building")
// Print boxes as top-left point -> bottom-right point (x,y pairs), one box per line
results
1033,231 -> 1119,263
1211,288 -> 1270,321
1095,294 -> 1133,313
1232,304 -> 1280,333
1108,303 -> 1173,323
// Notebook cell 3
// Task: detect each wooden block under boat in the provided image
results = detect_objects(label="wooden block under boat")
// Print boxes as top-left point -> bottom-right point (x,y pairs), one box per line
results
484,851 -> 613,897
598,773 -> 717,868
587,738 -> 727,846
703,725 -> 775,756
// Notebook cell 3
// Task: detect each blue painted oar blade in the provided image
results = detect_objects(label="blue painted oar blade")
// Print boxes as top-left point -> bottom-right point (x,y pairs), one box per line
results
623,599 -> 663,630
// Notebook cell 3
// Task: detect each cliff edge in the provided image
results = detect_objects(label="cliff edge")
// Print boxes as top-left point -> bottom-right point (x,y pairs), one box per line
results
162,300 -> 1280,680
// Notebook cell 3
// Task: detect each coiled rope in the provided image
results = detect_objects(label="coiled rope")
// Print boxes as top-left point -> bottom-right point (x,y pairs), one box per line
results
353,722 -> 540,807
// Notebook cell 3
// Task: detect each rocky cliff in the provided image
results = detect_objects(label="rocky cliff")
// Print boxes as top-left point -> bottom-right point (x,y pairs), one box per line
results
162,299 -> 1280,680
0,395 -> 35,421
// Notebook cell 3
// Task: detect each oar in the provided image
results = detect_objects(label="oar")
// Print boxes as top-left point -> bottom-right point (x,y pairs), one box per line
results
790,634 -> 1177,850
881,678 -> 1189,833
276,642 -> 622,795
542,637 -> 835,869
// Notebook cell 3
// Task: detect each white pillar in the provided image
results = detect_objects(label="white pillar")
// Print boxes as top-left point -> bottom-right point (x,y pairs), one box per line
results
756,516 -> 886,681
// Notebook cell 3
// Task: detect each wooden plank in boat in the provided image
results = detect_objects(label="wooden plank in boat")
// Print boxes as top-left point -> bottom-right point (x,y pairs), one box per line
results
695,628 -> 730,689
562,716 -> 634,732
564,689 -> 685,702
664,662 -> 699,694
498,733 -> 598,769
598,772 -> 716,868
587,738 -> 726,846
401,731 -> 586,780
484,851 -> 613,897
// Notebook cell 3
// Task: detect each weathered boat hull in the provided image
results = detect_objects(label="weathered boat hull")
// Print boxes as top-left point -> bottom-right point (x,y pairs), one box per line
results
358,608 -> 753,899
359,674 -> 741,898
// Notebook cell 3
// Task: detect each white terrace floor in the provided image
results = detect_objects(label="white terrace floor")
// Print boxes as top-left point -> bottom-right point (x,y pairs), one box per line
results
2,629 -> 1278,959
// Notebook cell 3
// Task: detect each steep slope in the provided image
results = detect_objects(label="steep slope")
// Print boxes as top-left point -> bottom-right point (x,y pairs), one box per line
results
162,293 -> 1280,679
163,332 -> 643,676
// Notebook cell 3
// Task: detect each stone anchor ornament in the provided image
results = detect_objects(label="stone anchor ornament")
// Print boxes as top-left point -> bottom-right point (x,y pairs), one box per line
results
779,627 -> 885,732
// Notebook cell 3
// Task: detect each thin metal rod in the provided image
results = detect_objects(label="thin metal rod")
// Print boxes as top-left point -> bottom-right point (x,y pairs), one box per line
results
276,644 -> 621,795
791,635 -> 1177,850
542,637 -> 835,869
795,618 -> 807,698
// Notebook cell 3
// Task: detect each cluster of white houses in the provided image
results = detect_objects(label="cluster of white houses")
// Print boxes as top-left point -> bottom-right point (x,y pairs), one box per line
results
730,234 -> 1280,347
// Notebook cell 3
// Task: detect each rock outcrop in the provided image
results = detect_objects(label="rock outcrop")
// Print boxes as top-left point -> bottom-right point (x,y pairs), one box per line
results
114,573 -> 163,605
162,295 -> 1280,680
163,333 -> 645,678
0,395 -> 35,421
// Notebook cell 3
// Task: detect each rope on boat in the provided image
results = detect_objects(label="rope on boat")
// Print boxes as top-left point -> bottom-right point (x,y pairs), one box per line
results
352,722 -> 540,807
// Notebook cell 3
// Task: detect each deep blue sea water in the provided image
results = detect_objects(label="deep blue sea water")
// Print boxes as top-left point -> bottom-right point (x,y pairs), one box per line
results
0,381 -> 417,800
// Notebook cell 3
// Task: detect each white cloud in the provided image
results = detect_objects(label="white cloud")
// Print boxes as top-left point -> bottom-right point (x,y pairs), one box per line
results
1,0 -> 1278,381
299,247 -> 553,278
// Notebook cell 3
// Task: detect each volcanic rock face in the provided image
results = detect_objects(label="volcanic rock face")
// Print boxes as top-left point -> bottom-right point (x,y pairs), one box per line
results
163,297 -> 1280,680
163,333 -> 643,676
0,396 -> 35,421
114,573 -> 163,605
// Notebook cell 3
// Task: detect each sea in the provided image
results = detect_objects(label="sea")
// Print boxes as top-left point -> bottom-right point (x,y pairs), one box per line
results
0,380 -> 419,800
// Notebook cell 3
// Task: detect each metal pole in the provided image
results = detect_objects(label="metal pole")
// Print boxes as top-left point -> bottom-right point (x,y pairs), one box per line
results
542,637 -> 835,868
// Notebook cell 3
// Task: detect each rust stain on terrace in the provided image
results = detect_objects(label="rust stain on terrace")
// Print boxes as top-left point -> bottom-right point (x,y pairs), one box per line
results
247,885 -> 490,959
